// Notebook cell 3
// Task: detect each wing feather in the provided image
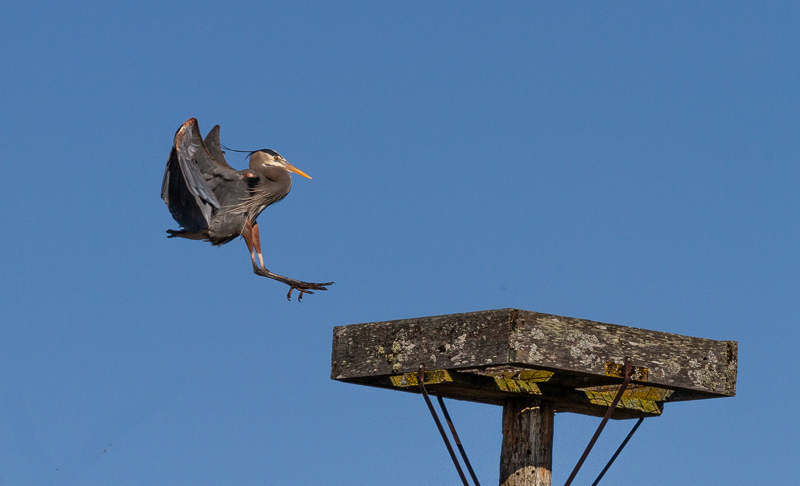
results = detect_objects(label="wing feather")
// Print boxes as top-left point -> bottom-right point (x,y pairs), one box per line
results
203,125 -> 235,170
161,118 -> 226,231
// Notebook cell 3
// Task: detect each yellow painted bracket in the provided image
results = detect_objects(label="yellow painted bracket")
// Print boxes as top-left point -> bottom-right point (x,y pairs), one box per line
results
389,367 -> 553,396
491,369 -> 553,395
605,361 -> 649,382
390,369 -> 453,387
579,384 -> 674,414
493,377 -> 542,394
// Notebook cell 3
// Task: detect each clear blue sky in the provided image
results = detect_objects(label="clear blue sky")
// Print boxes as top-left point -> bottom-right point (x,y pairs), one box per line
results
1,2 -> 797,484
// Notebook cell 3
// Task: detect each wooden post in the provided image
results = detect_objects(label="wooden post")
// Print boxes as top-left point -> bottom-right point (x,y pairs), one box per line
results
500,398 -> 554,486
331,309 -> 738,483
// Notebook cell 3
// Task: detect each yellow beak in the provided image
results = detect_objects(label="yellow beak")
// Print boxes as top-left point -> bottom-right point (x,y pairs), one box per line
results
284,161 -> 312,180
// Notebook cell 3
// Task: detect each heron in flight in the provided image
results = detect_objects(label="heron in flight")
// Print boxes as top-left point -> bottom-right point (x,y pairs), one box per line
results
161,118 -> 332,300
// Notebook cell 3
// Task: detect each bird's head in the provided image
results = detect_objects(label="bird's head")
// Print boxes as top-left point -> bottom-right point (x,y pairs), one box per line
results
248,149 -> 312,179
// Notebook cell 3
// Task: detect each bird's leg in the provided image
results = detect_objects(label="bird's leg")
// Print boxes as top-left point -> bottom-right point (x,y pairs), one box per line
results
251,222 -> 267,271
242,220 -> 333,301
241,219 -> 261,271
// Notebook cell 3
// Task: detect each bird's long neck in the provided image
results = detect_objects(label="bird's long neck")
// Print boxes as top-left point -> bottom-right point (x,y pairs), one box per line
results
243,167 -> 292,222
257,166 -> 292,201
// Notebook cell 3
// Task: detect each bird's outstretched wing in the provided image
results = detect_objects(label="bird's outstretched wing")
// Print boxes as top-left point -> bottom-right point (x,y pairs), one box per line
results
161,118 -> 239,232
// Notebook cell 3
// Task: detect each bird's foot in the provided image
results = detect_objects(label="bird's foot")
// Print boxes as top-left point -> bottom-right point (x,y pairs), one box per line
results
252,265 -> 333,301
286,281 -> 334,302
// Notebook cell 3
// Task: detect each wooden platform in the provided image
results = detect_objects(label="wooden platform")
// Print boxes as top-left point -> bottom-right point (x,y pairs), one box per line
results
331,309 -> 737,419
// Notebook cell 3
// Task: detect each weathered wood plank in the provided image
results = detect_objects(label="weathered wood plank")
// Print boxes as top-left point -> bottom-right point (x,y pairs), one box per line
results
331,309 -> 737,400
332,309 -> 513,377
509,310 -> 737,397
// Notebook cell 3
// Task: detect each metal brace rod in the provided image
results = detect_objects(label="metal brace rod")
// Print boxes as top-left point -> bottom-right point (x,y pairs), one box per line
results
418,364 -> 470,486
591,416 -> 644,486
437,395 -> 481,486
564,357 -> 633,486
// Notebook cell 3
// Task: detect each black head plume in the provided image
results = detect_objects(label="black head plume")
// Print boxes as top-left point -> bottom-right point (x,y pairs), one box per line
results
220,144 -> 281,160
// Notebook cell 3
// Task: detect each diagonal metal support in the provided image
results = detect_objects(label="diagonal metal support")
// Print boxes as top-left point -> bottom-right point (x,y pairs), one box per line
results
591,417 -> 644,486
437,395 -> 481,486
418,364 -> 470,486
564,357 -> 633,486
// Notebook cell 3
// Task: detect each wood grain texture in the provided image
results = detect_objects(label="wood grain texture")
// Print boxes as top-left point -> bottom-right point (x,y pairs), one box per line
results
331,309 -> 737,398
500,398 -> 554,486
332,309 -> 513,378
509,310 -> 737,397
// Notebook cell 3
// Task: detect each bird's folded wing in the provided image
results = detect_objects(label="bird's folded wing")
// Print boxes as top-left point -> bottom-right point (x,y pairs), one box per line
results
161,118 -> 226,230
178,119 -> 240,184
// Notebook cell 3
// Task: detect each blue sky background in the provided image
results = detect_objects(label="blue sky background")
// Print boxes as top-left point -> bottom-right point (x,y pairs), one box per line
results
1,2 -> 798,484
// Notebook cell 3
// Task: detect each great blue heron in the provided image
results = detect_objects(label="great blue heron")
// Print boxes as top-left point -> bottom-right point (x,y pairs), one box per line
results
161,118 -> 332,300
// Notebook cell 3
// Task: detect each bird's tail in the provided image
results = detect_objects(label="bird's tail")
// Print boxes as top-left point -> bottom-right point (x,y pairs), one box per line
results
165,229 -> 209,240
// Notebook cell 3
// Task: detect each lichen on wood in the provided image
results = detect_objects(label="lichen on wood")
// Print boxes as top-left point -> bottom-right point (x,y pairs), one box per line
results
332,309 -> 737,399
